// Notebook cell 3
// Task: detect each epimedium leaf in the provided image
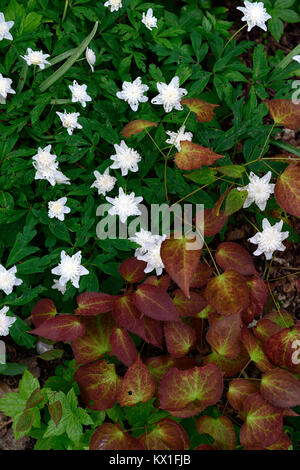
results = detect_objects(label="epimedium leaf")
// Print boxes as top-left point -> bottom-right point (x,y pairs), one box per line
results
121,120 -> 158,138
159,364 -> 223,413
118,257 -> 147,283
146,355 -> 197,384
110,327 -> 137,367
71,314 -> 113,365
241,327 -> 274,372
260,368 -> 300,408
215,242 -> 258,276
143,317 -> 163,350
174,141 -> 224,170
184,168 -> 217,185
200,208 -> 228,237
240,393 -> 283,448
133,284 -> 179,322
265,325 -> 300,374
224,189 -> 248,216
29,315 -> 85,342
206,312 -> 242,359
74,359 -> 120,411
173,290 -> 208,318
196,415 -> 236,450
275,164 -> 300,217
203,346 -> 249,377
143,274 -> 171,290
253,318 -> 283,343
31,298 -> 57,327
90,423 -> 145,450
181,98 -> 219,122
75,292 -> 116,315
227,379 -> 260,411
164,320 -> 196,358
205,270 -> 249,316
242,276 -> 268,325
117,355 -> 155,407
160,235 -> 202,299
112,294 -> 146,337
139,418 -> 190,450
264,99 -> 300,131
217,165 -> 245,178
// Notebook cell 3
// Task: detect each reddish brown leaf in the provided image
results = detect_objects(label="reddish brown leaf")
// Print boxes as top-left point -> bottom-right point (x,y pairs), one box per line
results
194,444 -> 214,450
265,309 -> 295,328
181,98 -> 219,123
242,276 -> 268,325
143,274 -> 171,290
139,418 -> 190,450
110,327 -> 137,367
241,327 -> 274,372
206,312 -> 242,359
71,314 -> 113,365
31,299 -> 57,327
146,356 -> 197,383
265,326 -> 300,374
133,284 -> 179,322
173,290 -> 208,317
205,270 -> 249,316
118,257 -> 146,283
216,242 -> 257,276
75,292 -> 116,315
159,364 -> 223,413
264,99 -> 300,131
112,294 -> 145,337
30,315 -> 85,342
203,346 -> 249,377
240,393 -> 283,448
164,320 -> 196,358
143,317 -> 163,349
197,416 -> 236,450
253,319 -> 282,343
189,263 -> 214,288
175,141 -> 224,170
160,235 -> 201,299
275,164 -> 300,217
121,119 -> 158,138
75,359 -> 119,410
260,368 -> 300,408
267,433 -> 293,450
201,208 -> 228,237
90,423 -> 145,450
227,379 -> 260,411
117,355 -> 155,407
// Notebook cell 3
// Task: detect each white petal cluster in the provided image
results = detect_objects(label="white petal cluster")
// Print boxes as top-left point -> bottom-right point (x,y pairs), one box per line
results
130,229 -> 166,276
48,197 -> 71,221
293,55 -> 300,65
237,1 -> 271,32
51,250 -> 89,289
86,47 -> 96,72
104,0 -> 122,12
237,171 -> 275,211
165,125 -> 193,151
110,140 -> 142,176
0,12 -> 14,41
69,80 -> 92,108
21,48 -> 51,69
116,77 -> 149,111
32,145 -> 70,186
106,187 -> 143,223
91,168 -> 117,196
0,307 -> 16,336
151,76 -> 187,113
249,218 -> 289,260
0,264 -> 22,295
56,110 -> 83,135
141,8 -> 158,31
0,73 -> 15,104
52,279 -> 67,295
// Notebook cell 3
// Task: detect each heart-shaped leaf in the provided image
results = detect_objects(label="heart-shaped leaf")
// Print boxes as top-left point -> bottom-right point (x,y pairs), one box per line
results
117,355 -> 155,407
31,299 -> 57,327
75,292 -> 116,315
118,257 -> 147,283
216,242 -> 257,276
275,164 -> 300,217
197,415 -> 236,450
90,423 -> 145,450
205,270 -> 249,316
139,418 -> 190,450
260,368 -> 300,408
121,119 -> 158,138
206,312 -> 242,359
133,284 -> 179,322
164,321 -> 196,358
227,379 -> 260,411
181,98 -> 219,122
30,315 -> 85,342
175,141 -> 224,170
241,327 -> 274,372
110,327 -> 137,367
264,99 -> 300,131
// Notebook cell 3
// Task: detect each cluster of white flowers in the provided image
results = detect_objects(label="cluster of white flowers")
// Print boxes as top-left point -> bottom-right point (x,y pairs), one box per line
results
130,229 -> 166,275
32,145 -> 70,186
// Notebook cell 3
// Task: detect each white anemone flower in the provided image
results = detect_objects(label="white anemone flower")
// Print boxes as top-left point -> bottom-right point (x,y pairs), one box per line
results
0,73 -> 15,104
0,13 -> 14,41
56,110 -> 82,135
116,77 -> 149,111
85,47 -> 96,72
32,145 -> 57,168
69,80 -> 92,108
51,280 -> 67,295
0,307 -> 16,336
106,187 -> 143,223
48,197 -> 71,221
104,0 -> 122,12
248,218 -> 289,260
91,168 -> 117,196
237,171 -> 275,211
110,140 -> 142,176
141,8 -> 158,31
136,234 -> 166,276
165,125 -> 193,151
129,229 -> 161,254
0,264 -> 22,295
21,48 -> 51,69
237,1 -> 271,32
151,76 -> 187,113
51,250 -> 89,289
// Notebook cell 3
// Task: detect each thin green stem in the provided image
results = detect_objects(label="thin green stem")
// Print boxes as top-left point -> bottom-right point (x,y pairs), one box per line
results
221,23 -> 247,55
62,0 -> 69,22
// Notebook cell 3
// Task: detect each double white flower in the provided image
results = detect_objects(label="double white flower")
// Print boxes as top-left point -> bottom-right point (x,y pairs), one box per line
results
237,1 -> 271,32
56,110 -> 82,135
51,250 -> 89,289
91,168 -> 117,196
48,197 -> 71,222
0,73 -> 15,104
32,145 -> 70,186
104,0 -> 122,12
69,80 -> 92,108
130,229 -> 166,276
85,47 -> 96,72
141,8 -> 158,31
21,48 -> 51,69
0,307 -> 16,337
165,125 -> 193,151
116,77 -> 149,111
151,76 -> 187,113
0,264 -> 22,295
249,218 -> 289,260
106,188 -> 143,223
238,171 -> 274,211
110,140 -> 142,176
0,12 -> 14,41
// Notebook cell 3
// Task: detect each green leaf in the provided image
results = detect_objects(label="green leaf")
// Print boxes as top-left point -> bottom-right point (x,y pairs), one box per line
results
19,12 -> 42,33
8,314 -> 37,349
39,22 -> 98,92
268,16 -> 284,42
49,220 -> 72,244
0,393 -> 26,417
224,189 -> 248,216
274,0 -> 295,7
19,370 -> 40,400
15,409 -> 35,432
184,168 -> 217,185
0,363 -> 27,376
6,225 -> 38,266
217,165 -> 245,178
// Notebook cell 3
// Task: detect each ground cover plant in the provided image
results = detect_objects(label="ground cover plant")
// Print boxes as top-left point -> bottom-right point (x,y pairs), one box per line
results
0,0 -> 300,451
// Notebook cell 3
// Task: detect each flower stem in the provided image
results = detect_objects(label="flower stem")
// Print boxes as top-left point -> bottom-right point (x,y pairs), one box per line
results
62,0 -> 69,23
221,23 -> 247,55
